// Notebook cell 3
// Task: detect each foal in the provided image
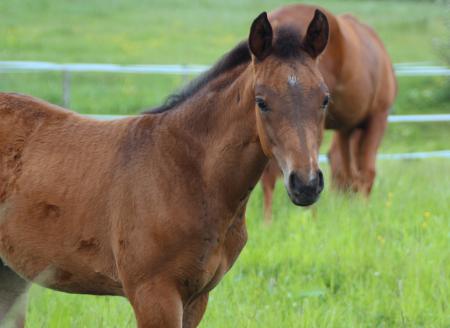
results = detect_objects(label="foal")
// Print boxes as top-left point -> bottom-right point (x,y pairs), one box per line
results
261,4 -> 397,222
0,11 -> 329,327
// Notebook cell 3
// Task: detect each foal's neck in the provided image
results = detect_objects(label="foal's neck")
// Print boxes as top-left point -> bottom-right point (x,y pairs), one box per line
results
167,64 -> 267,214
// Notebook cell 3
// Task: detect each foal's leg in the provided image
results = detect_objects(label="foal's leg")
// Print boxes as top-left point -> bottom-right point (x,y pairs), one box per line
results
356,111 -> 389,195
182,293 -> 209,328
126,280 -> 183,328
0,262 -> 29,328
261,161 -> 279,223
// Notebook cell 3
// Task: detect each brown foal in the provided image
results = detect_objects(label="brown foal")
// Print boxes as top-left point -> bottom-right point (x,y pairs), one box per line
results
0,11 -> 329,327
261,4 -> 397,222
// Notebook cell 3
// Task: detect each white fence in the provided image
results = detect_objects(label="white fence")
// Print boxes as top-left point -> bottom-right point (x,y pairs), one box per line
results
1,60 -> 449,108
317,151 -> 450,162
87,113 -> 450,124
1,60 -> 449,75
1,60 -> 449,162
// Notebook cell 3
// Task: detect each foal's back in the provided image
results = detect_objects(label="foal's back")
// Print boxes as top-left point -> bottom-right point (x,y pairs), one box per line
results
1,92 -> 131,207
1,93 -> 71,203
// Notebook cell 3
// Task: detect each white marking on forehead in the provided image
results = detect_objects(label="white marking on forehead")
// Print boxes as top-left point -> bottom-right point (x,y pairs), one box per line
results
287,74 -> 298,86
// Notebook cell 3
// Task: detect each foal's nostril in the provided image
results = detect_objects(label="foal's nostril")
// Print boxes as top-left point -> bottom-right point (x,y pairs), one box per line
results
289,172 -> 302,193
317,170 -> 324,191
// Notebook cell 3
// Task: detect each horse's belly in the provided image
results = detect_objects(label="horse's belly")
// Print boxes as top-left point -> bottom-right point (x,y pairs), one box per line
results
0,243 -> 123,296
325,93 -> 370,130
0,199 -> 122,296
40,270 -> 123,296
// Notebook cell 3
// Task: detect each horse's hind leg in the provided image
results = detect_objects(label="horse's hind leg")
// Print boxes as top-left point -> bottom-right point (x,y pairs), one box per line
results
356,111 -> 389,195
328,131 -> 352,191
0,261 -> 30,328
329,129 -> 363,193
348,129 -> 363,192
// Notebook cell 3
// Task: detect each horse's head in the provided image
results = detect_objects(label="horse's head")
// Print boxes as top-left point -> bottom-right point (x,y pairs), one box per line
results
249,10 -> 329,206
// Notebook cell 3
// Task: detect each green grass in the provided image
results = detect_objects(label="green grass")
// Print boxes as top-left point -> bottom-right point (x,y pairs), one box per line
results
1,0 -> 449,327
0,0 -> 447,64
26,160 -> 450,327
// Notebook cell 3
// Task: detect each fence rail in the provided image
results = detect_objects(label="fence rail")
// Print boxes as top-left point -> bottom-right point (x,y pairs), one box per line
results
0,61 -> 209,75
387,114 -> 450,123
86,113 -> 450,123
317,150 -> 450,163
1,60 -> 449,76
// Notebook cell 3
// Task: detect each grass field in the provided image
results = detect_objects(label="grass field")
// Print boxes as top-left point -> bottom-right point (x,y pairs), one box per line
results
1,0 -> 449,327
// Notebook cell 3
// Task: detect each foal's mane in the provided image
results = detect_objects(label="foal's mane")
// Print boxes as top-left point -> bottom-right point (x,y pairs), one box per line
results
144,41 -> 251,114
143,26 -> 303,115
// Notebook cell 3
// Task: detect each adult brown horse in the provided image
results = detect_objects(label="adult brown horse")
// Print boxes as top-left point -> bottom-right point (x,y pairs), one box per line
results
0,11 -> 330,327
261,4 -> 397,222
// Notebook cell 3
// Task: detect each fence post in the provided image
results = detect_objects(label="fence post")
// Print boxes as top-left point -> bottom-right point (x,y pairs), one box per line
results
63,70 -> 72,108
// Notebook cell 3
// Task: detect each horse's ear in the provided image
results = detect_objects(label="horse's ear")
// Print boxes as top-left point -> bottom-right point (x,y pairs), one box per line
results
249,12 -> 273,61
302,9 -> 329,58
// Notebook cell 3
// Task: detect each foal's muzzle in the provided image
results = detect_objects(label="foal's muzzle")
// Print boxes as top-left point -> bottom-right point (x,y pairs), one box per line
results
287,170 -> 324,206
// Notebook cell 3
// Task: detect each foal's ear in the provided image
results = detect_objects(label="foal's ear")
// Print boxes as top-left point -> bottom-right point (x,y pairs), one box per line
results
302,9 -> 329,58
249,12 -> 273,61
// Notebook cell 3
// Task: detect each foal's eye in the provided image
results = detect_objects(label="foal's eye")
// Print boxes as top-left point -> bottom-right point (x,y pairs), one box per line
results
256,98 -> 269,112
322,95 -> 330,109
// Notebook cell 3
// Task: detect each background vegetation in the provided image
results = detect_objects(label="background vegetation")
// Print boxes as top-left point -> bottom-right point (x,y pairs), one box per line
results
0,0 -> 449,327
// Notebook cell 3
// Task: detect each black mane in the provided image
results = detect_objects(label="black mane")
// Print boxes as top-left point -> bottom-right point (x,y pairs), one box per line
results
144,41 -> 251,114
143,26 -> 304,115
